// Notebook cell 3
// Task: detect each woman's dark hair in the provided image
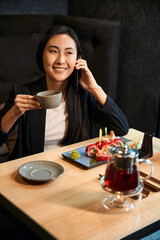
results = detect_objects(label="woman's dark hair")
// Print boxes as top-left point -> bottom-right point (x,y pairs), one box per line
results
36,25 -> 90,144
36,25 -> 83,72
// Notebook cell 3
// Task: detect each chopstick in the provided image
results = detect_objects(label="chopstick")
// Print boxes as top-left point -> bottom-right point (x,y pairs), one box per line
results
132,188 -> 150,199
98,174 -> 103,180
143,181 -> 160,192
140,171 -> 160,185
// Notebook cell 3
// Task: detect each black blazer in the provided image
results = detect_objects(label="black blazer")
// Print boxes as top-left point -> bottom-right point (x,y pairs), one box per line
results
0,77 -> 47,160
0,77 -> 129,160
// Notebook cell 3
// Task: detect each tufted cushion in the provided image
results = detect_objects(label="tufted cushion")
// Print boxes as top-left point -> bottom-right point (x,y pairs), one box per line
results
0,15 -> 120,103
0,15 -> 53,103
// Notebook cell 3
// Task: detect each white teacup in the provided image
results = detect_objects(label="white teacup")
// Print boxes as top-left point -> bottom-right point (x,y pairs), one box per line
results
36,90 -> 62,109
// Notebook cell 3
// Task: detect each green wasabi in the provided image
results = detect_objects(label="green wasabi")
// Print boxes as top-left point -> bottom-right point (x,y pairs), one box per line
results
69,150 -> 80,159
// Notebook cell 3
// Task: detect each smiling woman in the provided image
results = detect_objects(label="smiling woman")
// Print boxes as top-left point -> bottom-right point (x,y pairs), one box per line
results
0,25 -> 129,161
42,33 -> 77,91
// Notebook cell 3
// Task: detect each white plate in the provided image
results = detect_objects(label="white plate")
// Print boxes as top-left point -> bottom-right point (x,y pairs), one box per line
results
18,161 -> 64,182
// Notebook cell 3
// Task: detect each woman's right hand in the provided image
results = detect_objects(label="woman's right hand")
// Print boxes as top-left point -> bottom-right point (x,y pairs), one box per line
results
13,94 -> 42,117
1,94 -> 42,133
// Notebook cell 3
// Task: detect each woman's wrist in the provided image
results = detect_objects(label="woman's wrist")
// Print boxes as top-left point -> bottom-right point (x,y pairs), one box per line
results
89,85 -> 107,106
1,107 -> 19,133
11,105 -> 23,118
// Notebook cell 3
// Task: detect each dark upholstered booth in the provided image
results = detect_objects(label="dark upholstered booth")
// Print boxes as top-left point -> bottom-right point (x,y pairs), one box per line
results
0,15 -> 120,159
0,15 -> 54,104
0,15 -> 120,104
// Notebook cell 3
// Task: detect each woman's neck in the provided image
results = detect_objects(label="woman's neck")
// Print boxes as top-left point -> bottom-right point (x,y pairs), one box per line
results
46,77 -> 68,102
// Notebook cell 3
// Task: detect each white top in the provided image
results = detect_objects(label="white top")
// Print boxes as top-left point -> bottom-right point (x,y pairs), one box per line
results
4,102 -> 68,155
44,101 -> 68,151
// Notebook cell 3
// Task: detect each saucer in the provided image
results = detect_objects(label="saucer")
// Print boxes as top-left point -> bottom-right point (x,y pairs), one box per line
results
18,160 -> 64,182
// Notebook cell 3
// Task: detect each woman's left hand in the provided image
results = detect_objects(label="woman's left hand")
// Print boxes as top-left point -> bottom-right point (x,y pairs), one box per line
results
75,58 -> 107,106
75,58 -> 99,92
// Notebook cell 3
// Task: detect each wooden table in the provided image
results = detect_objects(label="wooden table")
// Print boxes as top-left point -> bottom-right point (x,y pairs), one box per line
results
0,128 -> 160,240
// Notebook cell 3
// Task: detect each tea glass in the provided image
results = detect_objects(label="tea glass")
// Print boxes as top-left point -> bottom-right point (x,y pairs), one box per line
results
101,144 -> 153,212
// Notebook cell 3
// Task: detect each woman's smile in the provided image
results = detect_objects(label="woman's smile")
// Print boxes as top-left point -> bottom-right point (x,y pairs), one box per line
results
43,34 -> 77,83
53,67 -> 68,73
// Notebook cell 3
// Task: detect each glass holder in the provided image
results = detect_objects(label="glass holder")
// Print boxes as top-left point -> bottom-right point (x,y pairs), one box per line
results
100,176 -> 143,212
